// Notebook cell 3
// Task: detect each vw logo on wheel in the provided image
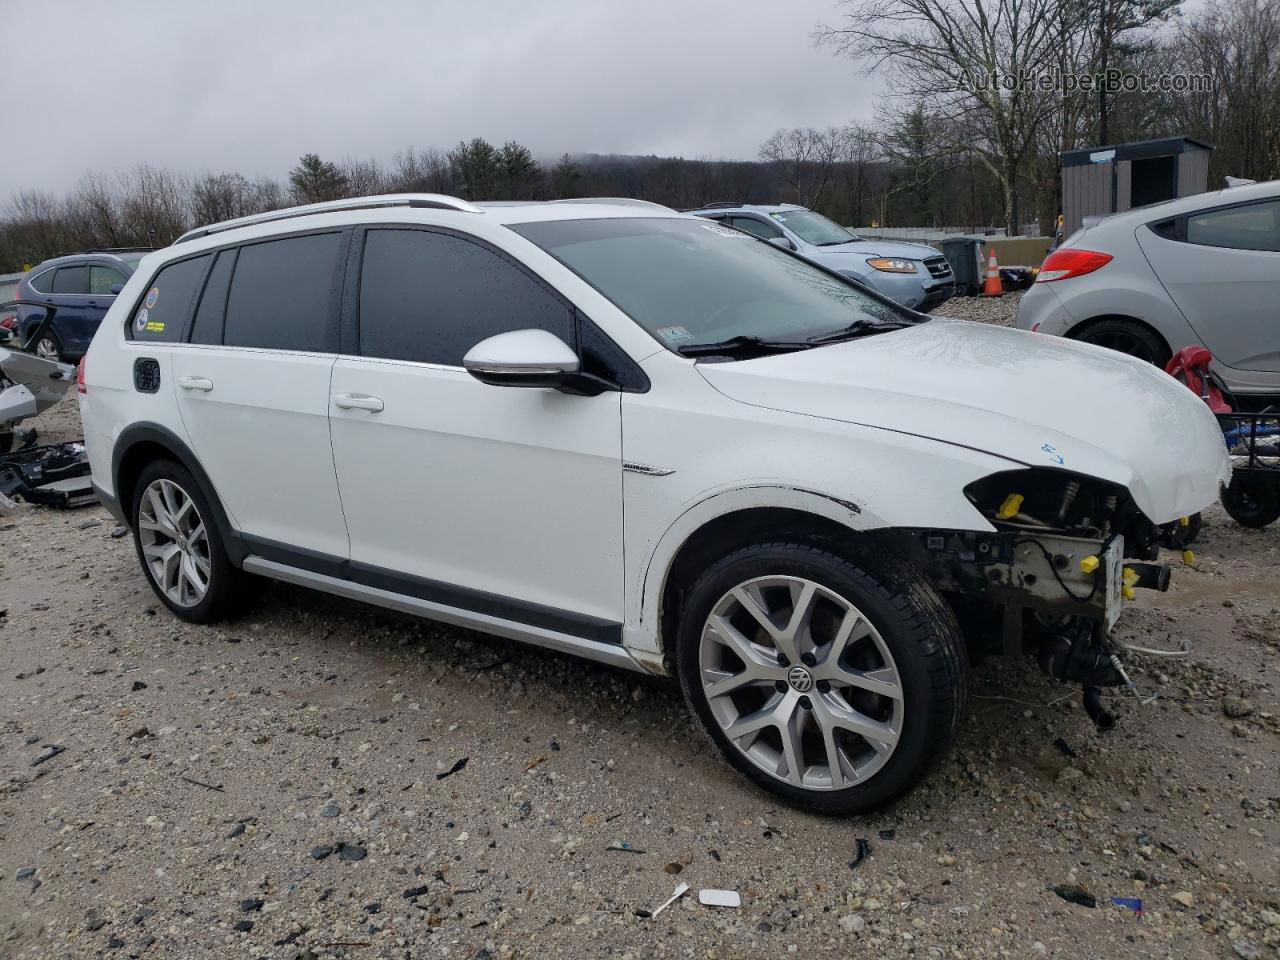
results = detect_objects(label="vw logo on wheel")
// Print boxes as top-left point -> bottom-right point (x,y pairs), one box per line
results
787,665 -> 814,693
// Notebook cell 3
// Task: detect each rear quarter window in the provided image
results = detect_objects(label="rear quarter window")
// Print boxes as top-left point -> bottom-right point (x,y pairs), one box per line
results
128,255 -> 212,343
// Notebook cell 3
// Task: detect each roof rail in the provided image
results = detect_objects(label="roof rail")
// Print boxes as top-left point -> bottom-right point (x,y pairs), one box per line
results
547,197 -> 673,210
174,194 -> 482,244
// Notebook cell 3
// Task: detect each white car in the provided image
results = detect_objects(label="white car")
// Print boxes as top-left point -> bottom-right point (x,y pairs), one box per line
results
80,195 -> 1229,814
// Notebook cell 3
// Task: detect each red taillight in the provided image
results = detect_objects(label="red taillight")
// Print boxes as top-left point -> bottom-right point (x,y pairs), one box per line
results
77,356 -> 87,394
0,316 -> 15,330
1035,249 -> 1113,282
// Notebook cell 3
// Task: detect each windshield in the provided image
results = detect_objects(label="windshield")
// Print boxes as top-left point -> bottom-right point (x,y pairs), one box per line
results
512,218 -> 914,352
769,209 -> 858,245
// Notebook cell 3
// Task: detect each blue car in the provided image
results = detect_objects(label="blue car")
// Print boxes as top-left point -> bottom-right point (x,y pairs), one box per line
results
16,250 -> 150,361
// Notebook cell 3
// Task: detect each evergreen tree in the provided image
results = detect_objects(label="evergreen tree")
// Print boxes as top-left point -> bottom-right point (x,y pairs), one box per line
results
551,154 -> 580,199
288,154 -> 348,204
448,138 -> 500,200
498,141 -> 541,199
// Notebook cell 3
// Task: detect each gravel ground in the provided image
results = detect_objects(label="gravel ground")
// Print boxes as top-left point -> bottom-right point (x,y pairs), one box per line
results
2,319 -> 1278,960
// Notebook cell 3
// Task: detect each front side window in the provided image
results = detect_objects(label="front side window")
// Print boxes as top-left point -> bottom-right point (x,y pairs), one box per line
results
512,218 -> 910,352
730,216 -> 784,241
358,228 -> 575,366
768,210 -> 857,246
223,232 -> 342,352
51,265 -> 88,295
129,254 -> 211,342
89,265 -> 127,295
1186,200 -> 1280,252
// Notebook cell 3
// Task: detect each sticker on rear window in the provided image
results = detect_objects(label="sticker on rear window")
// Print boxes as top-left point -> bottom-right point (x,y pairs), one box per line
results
656,325 -> 694,345
145,287 -> 159,309
134,308 -> 149,332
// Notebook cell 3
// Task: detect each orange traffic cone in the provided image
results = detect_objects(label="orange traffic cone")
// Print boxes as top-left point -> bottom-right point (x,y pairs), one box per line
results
982,248 -> 1004,297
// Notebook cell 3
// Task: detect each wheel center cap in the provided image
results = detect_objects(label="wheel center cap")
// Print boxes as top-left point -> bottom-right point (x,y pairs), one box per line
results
787,665 -> 814,693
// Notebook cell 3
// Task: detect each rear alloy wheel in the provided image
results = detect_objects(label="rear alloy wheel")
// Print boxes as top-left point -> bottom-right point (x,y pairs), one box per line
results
31,333 -> 61,362
1221,475 -> 1280,529
677,543 -> 966,814
131,460 -> 245,622
1076,319 -> 1169,368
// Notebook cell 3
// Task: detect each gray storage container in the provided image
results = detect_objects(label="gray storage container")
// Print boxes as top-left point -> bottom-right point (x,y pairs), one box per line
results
940,237 -> 983,296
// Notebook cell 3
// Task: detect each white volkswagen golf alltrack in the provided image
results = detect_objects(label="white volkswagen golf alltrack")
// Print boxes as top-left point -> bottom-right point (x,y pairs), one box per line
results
79,195 -> 1230,813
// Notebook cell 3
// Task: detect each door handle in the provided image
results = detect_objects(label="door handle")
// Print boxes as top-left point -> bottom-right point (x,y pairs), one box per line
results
178,376 -> 214,392
333,393 -> 384,412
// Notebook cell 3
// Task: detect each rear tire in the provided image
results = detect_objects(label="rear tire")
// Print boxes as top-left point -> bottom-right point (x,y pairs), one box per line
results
30,331 -> 62,363
130,460 -> 247,622
675,541 -> 967,815
1075,319 -> 1170,368
1221,475 -> 1280,528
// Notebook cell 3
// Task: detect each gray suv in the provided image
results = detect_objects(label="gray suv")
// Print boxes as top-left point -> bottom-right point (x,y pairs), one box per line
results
1017,180 -> 1280,406
691,204 -> 954,311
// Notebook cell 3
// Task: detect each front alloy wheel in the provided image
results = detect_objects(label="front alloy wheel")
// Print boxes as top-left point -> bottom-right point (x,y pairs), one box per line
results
677,543 -> 966,814
33,335 -> 60,362
138,477 -> 211,607
699,576 -> 904,790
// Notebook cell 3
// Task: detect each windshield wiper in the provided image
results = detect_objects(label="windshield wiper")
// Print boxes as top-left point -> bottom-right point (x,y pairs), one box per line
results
676,335 -> 814,358
807,319 -> 909,345
813,239 -> 852,246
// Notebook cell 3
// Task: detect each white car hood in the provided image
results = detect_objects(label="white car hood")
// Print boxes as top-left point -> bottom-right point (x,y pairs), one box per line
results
697,318 -> 1230,524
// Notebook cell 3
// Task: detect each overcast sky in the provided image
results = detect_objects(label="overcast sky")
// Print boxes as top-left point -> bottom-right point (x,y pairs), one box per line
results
1,0 -> 874,195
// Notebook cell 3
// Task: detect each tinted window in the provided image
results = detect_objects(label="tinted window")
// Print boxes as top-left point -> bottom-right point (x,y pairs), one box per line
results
129,254 -> 211,342
52,265 -> 88,295
89,265 -> 127,295
1186,200 -> 1280,252
189,249 -> 236,345
28,269 -> 57,294
730,216 -> 783,241
223,233 -> 342,352
359,228 -> 574,365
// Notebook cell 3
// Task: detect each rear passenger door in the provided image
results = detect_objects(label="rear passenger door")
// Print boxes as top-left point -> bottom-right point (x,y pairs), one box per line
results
328,226 -> 624,636
172,231 -> 351,560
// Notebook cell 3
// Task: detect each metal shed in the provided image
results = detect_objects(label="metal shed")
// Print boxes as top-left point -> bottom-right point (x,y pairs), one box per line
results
1061,136 -> 1213,235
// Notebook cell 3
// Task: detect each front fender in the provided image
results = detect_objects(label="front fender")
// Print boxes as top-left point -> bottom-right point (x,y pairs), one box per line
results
623,482 -> 892,670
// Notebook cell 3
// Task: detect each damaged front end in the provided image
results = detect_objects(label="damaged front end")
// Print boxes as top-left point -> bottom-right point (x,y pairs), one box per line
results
880,468 -> 1192,729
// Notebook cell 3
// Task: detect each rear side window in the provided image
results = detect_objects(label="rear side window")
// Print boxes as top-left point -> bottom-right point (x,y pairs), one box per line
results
1186,200 -> 1280,252
189,249 -> 236,345
89,265 -> 127,295
358,228 -> 574,365
28,269 -> 57,294
223,233 -> 342,352
129,254 -> 211,342
52,266 -> 88,295
730,216 -> 783,241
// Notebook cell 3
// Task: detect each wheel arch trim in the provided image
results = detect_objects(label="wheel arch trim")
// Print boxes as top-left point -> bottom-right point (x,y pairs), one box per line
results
110,421 -> 247,565
625,483 -> 890,669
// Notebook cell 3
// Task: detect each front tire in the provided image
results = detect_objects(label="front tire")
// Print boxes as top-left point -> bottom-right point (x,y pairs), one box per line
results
130,460 -> 244,622
676,542 -> 967,814
30,330 -> 62,363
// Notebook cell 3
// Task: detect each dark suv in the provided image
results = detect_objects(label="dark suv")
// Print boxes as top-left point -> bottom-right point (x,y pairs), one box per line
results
15,250 -> 149,361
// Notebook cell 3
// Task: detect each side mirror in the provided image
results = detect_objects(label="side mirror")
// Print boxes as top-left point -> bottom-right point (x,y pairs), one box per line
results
463,329 -> 580,389
768,235 -> 796,251
109,284 -> 124,295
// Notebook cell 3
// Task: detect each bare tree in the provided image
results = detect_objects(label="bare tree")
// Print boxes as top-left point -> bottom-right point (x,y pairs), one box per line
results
339,156 -> 389,197
65,172 -> 124,249
388,147 -> 452,193
759,127 -> 841,206
818,0 -> 1086,234
117,165 -> 189,247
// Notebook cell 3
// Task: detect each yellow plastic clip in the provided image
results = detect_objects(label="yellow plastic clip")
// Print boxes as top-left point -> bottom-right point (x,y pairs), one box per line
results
1179,516 -> 1190,527
1182,549 -> 1195,566
1122,567 -> 1140,588
1122,584 -> 1137,600
1080,555 -> 1100,574
997,493 -> 1024,520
